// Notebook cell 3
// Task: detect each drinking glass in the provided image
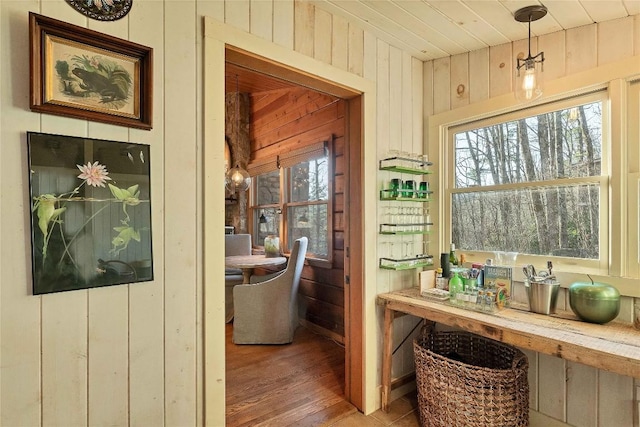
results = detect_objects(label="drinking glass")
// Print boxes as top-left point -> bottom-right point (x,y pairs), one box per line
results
390,178 -> 402,197
419,181 -> 429,199
402,180 -> 415,198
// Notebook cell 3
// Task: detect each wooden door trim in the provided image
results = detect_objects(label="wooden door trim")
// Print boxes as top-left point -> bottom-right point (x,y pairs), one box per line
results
343,96 -> 364,408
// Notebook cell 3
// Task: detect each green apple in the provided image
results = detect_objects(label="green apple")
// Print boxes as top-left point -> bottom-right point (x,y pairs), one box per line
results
569,279 -> 620,324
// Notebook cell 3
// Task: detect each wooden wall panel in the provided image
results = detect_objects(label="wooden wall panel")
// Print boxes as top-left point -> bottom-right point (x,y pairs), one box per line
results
128,2 -> 166,424
88,288 -> 130,426
251,118 -> 345,162
273,0 -> 294,49
598,17 -> 635,65
469,48 -> 489,104
433,57 -> 451,114
539,31 -> 566,82
332,14 -> 349,71
489,43 -> 512,99
294,0 -> 314,57
225,0 -> 250,32
598,371 -> 635,426
566,362 -> 597,427
164,1 -> 198,425
348,23 -> 364,76
314,7 -> 332,63
450,53 -> 469,110
250,0 -> 273,41
566,25 -> 597,75
42,292 -> 88,427
538,354 -> 566,420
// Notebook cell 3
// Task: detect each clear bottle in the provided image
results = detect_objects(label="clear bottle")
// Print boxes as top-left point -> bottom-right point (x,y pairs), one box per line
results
435,268 -> 445,290
485,291 -> 495,313
449,243 -> 459,267
476,290 -> 485,311
448,272 -> 463,305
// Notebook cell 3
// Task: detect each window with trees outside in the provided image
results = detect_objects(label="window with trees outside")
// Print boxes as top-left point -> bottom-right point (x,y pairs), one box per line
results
449,91 -> 607,266
251,142 -> 331,262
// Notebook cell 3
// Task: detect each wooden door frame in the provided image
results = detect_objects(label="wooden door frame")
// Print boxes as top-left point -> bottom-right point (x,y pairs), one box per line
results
203,18 -> 378,422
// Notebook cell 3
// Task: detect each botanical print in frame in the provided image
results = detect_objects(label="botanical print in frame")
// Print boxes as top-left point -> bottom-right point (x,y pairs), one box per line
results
30,12 -> 153,130
46,35 -> 139,118
27,132 -> 154,295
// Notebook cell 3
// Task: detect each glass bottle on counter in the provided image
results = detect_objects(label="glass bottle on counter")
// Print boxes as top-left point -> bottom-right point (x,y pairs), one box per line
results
449,243 -> 459,267
448,271 -> 463,305
435,268 -> 446,290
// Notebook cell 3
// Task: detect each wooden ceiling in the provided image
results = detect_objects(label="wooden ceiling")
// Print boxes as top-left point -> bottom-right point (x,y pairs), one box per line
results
310,0 -> 640,62
225,62 -> 296,95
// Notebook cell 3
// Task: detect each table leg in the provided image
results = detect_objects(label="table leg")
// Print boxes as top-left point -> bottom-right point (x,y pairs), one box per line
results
381,305 -> 394,413
241,268 -> 253,284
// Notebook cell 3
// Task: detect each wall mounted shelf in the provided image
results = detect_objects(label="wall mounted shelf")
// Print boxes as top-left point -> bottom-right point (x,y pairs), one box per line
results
378,153 -> 434,271
379,255 -> 434,270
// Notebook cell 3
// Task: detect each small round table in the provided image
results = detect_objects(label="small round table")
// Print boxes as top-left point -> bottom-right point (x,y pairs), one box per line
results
225,255 -> 287,284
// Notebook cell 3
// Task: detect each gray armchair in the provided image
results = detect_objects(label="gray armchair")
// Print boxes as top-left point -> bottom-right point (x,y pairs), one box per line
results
225,234 -> 251,323
232,237 -> 308,344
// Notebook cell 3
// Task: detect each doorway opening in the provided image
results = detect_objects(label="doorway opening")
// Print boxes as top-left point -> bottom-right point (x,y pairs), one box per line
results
222,46 -> 364,411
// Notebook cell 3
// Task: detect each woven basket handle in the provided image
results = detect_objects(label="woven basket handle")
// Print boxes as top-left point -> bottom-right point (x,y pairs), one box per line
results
418,321 -> 435,339
512,352 -> 529,370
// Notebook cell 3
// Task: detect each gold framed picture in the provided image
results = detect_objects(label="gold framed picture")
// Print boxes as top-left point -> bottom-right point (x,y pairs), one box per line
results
29,12 -> 153,130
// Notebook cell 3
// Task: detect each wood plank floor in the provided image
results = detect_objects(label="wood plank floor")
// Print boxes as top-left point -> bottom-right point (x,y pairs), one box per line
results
225,323 -> 357,426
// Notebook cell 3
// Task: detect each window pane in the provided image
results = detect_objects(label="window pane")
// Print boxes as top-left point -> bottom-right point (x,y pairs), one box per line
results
452,185 -> 599,259
454,102 -> 602,188
288,204 -> 328,258
255,208 -> 279,246
290,157 -> 329,203
255,170 -> 280,205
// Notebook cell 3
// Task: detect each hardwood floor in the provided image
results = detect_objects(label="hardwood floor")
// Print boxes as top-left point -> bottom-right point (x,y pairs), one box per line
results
225,323 -> 357,426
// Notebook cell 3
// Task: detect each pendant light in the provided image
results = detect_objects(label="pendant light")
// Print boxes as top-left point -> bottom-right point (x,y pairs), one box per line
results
225,74 -> 251,193
514,5 -> 547,101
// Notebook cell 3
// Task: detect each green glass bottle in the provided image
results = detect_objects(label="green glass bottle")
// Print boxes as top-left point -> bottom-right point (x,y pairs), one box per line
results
448,272 -> 463,305
449,243 -> 459,266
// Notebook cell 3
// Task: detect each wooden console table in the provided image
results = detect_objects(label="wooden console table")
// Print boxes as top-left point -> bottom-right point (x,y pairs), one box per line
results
377,287 -> 640,412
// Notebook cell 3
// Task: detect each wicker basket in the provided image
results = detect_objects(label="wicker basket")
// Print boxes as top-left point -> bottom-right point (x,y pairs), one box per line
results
413,330 -> 529,427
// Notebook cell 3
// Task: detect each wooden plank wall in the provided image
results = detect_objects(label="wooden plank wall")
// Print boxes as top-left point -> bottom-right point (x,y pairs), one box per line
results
424,16 -> 640,427
250,87 -> 347,340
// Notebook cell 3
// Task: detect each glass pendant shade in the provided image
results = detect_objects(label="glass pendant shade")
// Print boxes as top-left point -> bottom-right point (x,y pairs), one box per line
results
225,164 -> 251,193
514,5 -> 547,102
516,58 -> 544,101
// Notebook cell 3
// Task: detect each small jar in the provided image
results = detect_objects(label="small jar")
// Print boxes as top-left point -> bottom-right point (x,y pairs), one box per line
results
485,291 -> 495,313
476,290 -> 485,310
264,235 -> 280,258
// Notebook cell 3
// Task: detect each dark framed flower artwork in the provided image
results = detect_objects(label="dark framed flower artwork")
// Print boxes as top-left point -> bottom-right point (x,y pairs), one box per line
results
29,12 -> 153,130
27,132 -> 154,295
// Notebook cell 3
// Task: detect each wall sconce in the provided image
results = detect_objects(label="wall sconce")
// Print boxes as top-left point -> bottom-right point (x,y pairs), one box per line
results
514,5 -> 547,101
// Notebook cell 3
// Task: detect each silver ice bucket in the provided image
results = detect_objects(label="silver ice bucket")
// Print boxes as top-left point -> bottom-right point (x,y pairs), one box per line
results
525,279 -> 560,315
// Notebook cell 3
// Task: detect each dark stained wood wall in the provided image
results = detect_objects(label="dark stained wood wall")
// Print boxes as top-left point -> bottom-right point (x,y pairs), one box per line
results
250,87 -> 346,341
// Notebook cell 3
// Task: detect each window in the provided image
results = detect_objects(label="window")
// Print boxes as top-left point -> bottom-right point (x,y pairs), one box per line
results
250,141 -> 332,262
448,92 -> 607,267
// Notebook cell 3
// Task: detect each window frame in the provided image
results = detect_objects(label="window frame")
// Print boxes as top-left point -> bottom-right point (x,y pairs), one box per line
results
249,140 -> 334,267
445,91 -> 609,274
427,57 -> 640,298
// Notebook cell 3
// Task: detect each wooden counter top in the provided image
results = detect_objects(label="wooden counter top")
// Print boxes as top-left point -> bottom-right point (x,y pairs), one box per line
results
377,287 -> 640,379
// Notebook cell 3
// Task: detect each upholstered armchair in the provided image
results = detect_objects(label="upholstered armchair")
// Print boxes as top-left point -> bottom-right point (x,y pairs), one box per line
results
225,234 -> 251,323
232,237 -> 308,344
